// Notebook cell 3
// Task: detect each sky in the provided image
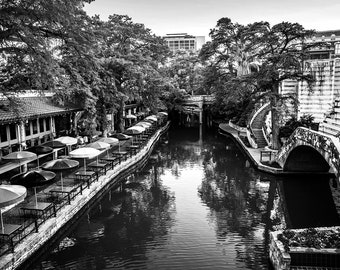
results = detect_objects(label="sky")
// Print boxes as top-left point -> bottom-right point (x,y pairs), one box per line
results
84,0 -> 340,39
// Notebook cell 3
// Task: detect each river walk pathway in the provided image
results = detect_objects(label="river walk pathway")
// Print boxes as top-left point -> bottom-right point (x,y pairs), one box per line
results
0,121 -> 169,270
219,123 -> 282,174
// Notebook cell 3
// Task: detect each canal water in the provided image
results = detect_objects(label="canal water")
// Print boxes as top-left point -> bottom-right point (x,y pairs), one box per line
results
29,126 -> 339,270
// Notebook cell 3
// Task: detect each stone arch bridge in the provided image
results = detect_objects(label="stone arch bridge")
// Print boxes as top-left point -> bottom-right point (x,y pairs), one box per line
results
276,127 -> 340,179
183,95 -> 214,124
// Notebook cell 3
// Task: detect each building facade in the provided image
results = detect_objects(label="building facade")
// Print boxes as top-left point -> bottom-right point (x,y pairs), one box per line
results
0,91 -> 80,158
280,30 -> 340,125
163,33 -> 205,53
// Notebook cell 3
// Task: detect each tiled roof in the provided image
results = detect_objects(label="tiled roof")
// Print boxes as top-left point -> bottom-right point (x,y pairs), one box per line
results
0,97 -> 80,124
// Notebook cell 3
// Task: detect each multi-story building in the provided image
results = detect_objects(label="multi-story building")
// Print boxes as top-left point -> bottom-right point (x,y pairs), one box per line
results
279,30 -> 340,128
163,33 -> 205,53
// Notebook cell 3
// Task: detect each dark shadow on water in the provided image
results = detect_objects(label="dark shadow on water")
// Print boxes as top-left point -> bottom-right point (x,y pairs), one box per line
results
280,174 -> 340,229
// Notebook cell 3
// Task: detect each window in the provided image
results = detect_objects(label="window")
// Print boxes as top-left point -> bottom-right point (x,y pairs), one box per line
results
335,43 -> 340,55
0,125 -> 7,142
39,118 -> 44,132
46,118 -> 50,131
25,121 -> 31,136
9,124 -> 16,140
32,120 -> 38,134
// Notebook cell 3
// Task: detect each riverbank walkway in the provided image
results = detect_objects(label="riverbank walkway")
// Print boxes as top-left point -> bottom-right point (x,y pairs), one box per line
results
0,119 -> 169,270
219,123 -> 283,174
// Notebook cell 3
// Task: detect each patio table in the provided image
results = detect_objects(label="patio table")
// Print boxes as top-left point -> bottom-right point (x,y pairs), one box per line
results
100,157 -> 120,169
88,161 -> 110,175
112,151 -> 129,161
50,186 -> 77,204
126,145 -> 139,156
0,223 -> 22,252
74,170 -> 97,187
21,202 -> 56,220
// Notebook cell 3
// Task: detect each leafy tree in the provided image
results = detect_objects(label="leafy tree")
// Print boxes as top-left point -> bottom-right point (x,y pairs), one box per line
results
201,18 -> 323,149
0,0 -> 95,93
165,51 -> 205,95
94,14 -> 170,132
279,114 -> 316,141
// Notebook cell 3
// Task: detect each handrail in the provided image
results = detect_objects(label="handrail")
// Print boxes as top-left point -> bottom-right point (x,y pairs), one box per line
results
247,99 -> 269,126
247,102 -> 271,149
247,126 -> 258,148
262,126 -> 271,146
249,102 -> 270,128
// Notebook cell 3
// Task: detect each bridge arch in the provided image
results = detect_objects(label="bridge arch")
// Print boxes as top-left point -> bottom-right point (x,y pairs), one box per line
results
283,145 -> 330,172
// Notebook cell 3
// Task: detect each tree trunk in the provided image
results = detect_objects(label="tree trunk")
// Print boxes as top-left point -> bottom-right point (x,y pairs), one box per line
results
116,99 -> 125,133
271,84 -> 280,150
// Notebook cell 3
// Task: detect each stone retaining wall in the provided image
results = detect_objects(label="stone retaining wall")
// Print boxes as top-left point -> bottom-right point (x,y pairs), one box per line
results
269,231 -> 291,270
0,123 -> 169,270
270,227 -> 340,269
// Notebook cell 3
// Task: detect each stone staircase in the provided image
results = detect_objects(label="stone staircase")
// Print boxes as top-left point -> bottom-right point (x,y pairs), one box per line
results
319,98 -> 340,136
250,103 -> 271,148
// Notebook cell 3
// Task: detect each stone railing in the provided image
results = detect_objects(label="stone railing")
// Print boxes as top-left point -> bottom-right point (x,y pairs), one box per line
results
276,127 -> 340,174
246,127 -> 258,148
247,98 -> 269,126
228,120 -> 247,133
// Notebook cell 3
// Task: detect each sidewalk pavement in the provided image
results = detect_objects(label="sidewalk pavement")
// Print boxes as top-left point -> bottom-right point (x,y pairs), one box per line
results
218,123 -> 283,174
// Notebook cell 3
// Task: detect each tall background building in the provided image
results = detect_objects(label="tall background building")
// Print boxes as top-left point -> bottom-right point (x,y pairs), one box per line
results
163,33 -> 205,53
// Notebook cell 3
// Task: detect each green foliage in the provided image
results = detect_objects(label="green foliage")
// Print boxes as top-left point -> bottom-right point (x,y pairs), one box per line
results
164,51 -> 206,96
278,228 -> 340,251
0,2 -> 171,135
160,89 -> 188,112
0,0 -> 95,92
279,114 -> 315,139
200,17 -> 324,149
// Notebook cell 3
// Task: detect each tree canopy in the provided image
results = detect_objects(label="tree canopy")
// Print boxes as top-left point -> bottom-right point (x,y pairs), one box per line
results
0,0 -> 172,134
200,17 -> 322,149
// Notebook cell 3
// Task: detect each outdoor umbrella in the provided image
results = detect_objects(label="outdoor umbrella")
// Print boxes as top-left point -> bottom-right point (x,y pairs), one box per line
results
28,145 -> 53,155
55,136 -> 78,146
2,151 -> 37,173
88,141 -> 111,158
10,170 -> 56,206
69,147 -> 101,172
125,126 -> 145,145
145,115 -> 158,122
97,138 -> 119,155
41,159 -> 79,189
109,133 -> 131,140
0,185 -> 27,233
97,137 -> 119,146
26,145 -> 53,169
135,122 -> 152,129
125,126 -> 145,135
125,114 -> 137,127
43,140 -> 66,149
87,141 -> 110,151
108,133 -> 131,152
55,136 -> 78,155
125,114 -> 137,119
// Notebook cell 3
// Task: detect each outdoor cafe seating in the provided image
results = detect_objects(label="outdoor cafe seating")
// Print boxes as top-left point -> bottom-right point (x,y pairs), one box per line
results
0,223 -> 22,252
88,161 -> 110,176
100,156 -> 120,170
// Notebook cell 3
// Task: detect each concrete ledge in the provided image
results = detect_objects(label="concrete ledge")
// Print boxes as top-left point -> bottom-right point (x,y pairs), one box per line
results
270,227 -> 340,270
219,123 -> 283,174
269,231 -> 291,270
0,122 -> 170,270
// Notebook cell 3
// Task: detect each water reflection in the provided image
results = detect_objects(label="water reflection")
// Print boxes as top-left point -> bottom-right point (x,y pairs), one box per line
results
29,127 -> 339,270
